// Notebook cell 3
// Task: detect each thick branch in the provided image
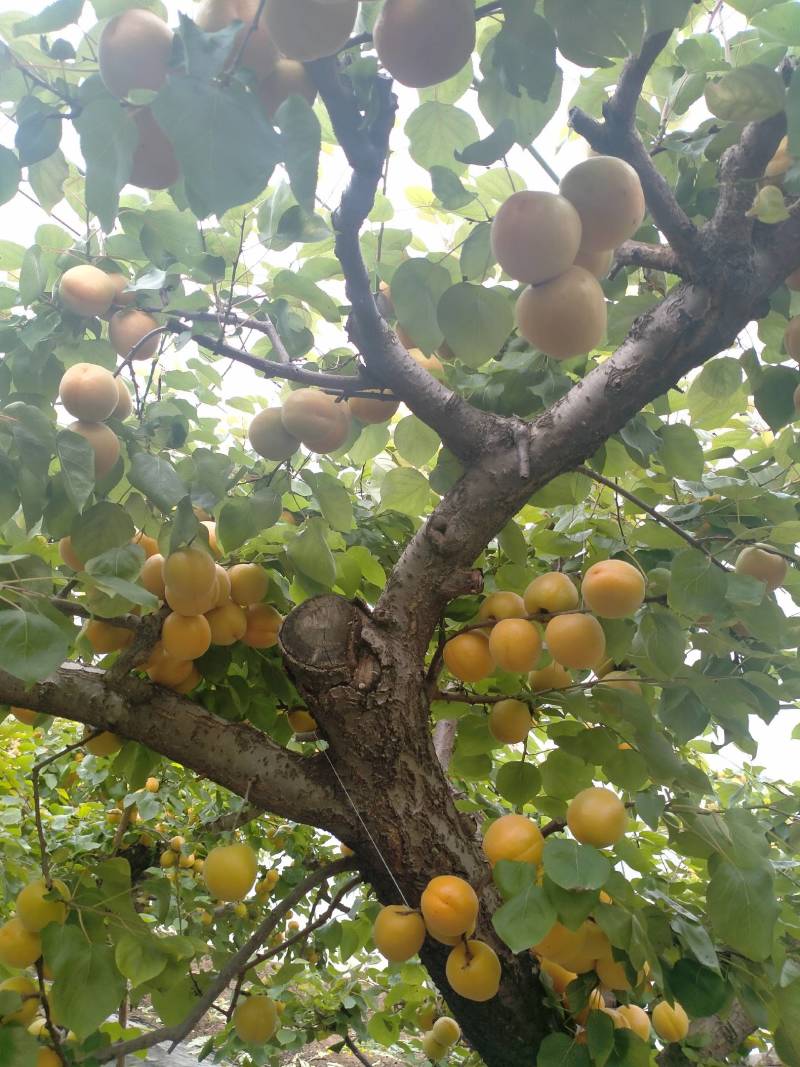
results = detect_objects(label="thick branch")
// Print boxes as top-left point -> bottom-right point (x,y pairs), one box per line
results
711,111 -> 786,241
614,240 -> 682,275
0,663 -> 355,840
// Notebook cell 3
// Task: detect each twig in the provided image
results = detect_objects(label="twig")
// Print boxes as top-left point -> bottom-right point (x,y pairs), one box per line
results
525,144 -> 560,187
541,820 -> 566,838
343,1034 -> 374,1067
111,807 -> 133,857
50,598 -> 139,630
112,327 -> 170,377
33,735 -> 98,884
106,605 -> 169,683
614,240 -> 682,275
36,959 -> 66,1067
202,804 -> 263,834
116,994 -> 128,1067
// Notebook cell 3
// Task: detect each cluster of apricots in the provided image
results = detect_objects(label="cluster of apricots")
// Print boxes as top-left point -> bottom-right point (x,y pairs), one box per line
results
443,560 -> 646,688
59,264 -> 160,360
491,157 -> 645,360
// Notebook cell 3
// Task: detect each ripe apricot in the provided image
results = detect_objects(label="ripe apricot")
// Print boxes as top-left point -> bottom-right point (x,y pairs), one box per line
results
735,544 -> 788,592
785,315 -> 800,359
538,957 -> 576,995
431,1017 -> 460,1046
141,553 -> 166,598
0,917 -> 42,968
534,922 -> 589,970
166,583 -> 218,616
59,362 -> 119,422
574,247 -> 614,279
420,875 -> 478,938
241,603 -> 282,648
567,787 -> 627,848
85,731 -> 123,757
600,671 -> 642,695
211,564 -> 231,608
36,1050 -> 60,1067
229,563 -> 269,606
516,266 -> 607,360
617,1004 -> 651,1041
162,612 -> 212,660
86,619 -> 133,654
233,994 -> 278,1043
109,309 -> 161,361
545,613 -> 606,670
16,878 -> 69,932
560,156 -> 646,252
67,421 -> 120,480
582,559 -> 646,618
58,265 -> 116,318
133,531 -> 159,558
196,0 -> 279,77
491,190 -> 582,285
263,0 -> 357,63
595,954 -> 636,991
164,547 -> 217,598
147,647 -> 194,688
145,776 -> 159,792
10,706 -> 37,726
523,572 -> 579,615
0,976 -> 38,1024
203,842 -> 258,901
108,273 -> 136,309
112,378 -> 133,420
528,661 -> 572,691
424,918 -> 476,946
256,59 -> 317,119
488,618 -> 542,673
196,522 -> 220,560
477,591 -> 526,624
442,632 -> 494,683
372,904 -> 426,962
482,813 -> 544,866
58,536 -> 84,571
651,1000 -> 689,1043
206,600 -> 248,645
281,389 -> 351,453
421,1031 -> 448,1061
249,407 -> 300,461
348,393 -> 400,424
765,135 -> 792,180
129,107 -> 181,190
375,0 -> 475,89
99,8 -> 173,98
445,939 -> 501,1002
288,710 -> 317,733
488,698 -> 532,744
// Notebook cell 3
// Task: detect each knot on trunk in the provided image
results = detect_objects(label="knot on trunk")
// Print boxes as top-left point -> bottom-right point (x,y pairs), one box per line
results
280,594 -> 380,696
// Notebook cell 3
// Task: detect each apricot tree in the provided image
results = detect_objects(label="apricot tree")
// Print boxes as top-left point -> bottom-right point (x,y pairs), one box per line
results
0,2 -> 799,1066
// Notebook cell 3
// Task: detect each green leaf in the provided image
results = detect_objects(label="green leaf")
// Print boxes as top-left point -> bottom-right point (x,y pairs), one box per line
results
71,501 -> 134,562
271,270 -> 340,322
633,606 -> 686,678
57,428 -> 96,511
152,77 -> 280,218
14,0 -> 83,34
543,839 -> 611,891
15,108 -> 62,167
494,859 -> 538,901
217,491 -> 281,552
75,98 -> 137,232
275,95 -> 320,213
115,931 -> 168,987
478,67 -> 562,144
367,1011 -> 401,1046
150,976 -> 199,1026
493,883 -> 557,953
0,1025 -> 38,1067
379,467 -> 432,517
753,2 -> 800,45
0,609 -> 70,683
606,1030 -> 650,1067
390,258 -> 451,353
0,147 -> 21,207
537,1033 -> 591,1067
42,924 -> 126,1040
437,282 -> 513,368
303,471 -> 354,532
488,4 -> 558,103
543,0 -> 643,63
85,544 -> 145,582
287,518 -> 336,588
671,918 -> 719,971
657,424 -> 703,479
455,120 -> 517,166
405,101 -> 479,173
707,861 -> 777,961
394,415 -> 440,467
705,65 -> 785,123
429,166 -> 476,210
495,760 -> 541,805
587,1008 -> 615,1067
668,958 -> 730,1018
128,453 -> 187,512
667,549 -> 728,617
754,365 -> 800,431
645,0 -> 693,34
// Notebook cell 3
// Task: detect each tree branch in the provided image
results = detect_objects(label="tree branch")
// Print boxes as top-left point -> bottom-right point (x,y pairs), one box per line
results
711,111 -> 786,242
614,240 -> 682,275
0,663 -> 356,840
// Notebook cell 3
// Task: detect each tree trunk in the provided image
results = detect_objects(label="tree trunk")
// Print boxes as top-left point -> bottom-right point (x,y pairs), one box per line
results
280,594 -> 554,1067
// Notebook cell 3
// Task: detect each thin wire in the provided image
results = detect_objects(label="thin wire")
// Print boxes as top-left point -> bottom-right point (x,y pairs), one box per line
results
318,745 -> 410,907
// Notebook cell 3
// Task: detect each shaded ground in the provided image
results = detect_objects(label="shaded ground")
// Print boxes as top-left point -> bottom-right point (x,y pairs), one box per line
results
140,1036 -> 407,1067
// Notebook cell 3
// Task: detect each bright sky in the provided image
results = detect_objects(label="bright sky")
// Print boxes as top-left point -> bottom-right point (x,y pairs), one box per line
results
1,0 -> 798,783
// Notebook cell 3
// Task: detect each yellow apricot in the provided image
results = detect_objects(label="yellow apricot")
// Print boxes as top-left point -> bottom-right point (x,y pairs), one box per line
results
145,776 -> 159,792
162,612 -> 212,660
109,309 -> 161,361
171,665 -> 202,694
241,603 -> 282,648
424,917 -> 476,946
595,955 -> 635,991
164,548 -> 217,599
528,661 -> 572,691
567,787 -> 627,848
0,976 -> 39,1024
560,156 -> 646,253
67,421 -> 120,480
600,671 -> 642,694
10,706 -> 38,726
58,536 -> 84,571
132,531 -> 159,558
256,59 -> 317,119
98,8 -> 173,98
195,0 -> 279,76
85,731 -> 123,757
206,600 -> 248,645
477,591 -> 526,624
212,564 -> 232,608
375,0 -> 475,89
431,1016 -> 460,1047
16,877 -> 69,932
129,107 -> 181,190
735,545 -> 788,592
58,265 -> 116,318
281,389 -> 351,453
523,572 -> 579,614
516,267 -> 607,360
582,559 -> 646,618
141,553 -> 167,598
263,0 -> 357,63
445,939 -> 501,1002
59,362 -> 119,422
545,613 -> 606,670
651,1000 -> 689,1043
160,850 -> 176,868
86,619 -> 133,655
288,710 -> 317,733
617,1004 -> 651,1041
198,521 -> 221,560
248,407 -> 300,461
491,190 -> 582,285
420,875 -> 479,938
442,632 -> 494,683
574,247 -> 614,279
0,917 -> 42,968
108,273 -> 136,310
372,905 -> 426,962
203,842 -> 258,901
538,957 -> 576,995
488,699 -> 532,744
37,1047 -> 61,1067
233,994 -> 278,1043
482,813 -> 544,867
488,618 -> 542,673
229,563 -> 269,606
348,393 -> 400,424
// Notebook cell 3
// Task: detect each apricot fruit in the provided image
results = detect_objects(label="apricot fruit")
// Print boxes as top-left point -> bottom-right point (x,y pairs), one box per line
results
108,273 -> 136,309
524,572 -> 579,615
482,813 -> 544,866
99,8 -> 173,98
256,59 -> 317,119
488,698 -> 532,744
477,591 -> 526,624
560,156 -> 646,252
491,191 -> 582,285
229,563 -> 269,606
133,531 -> 159,558
141,553 -> 166,598
59,264 -> 116,318
249,407 -> 300,461
545,613 -> 606,670
348,393 -> 400,424
420,875 -> 478,938
59,362 -> 119,422
67,421 -> 121,480
488,618 -> 542,673
164,547 -> 217,599
445,939 -> 501,1002
574,246 -> 614,279
0,917 -> 42,968
600,671 -> 641,695
196,0 -> 279,77
516,266 -> 607,360
86,619 -> 133,654
203,841 -> 258,900
281,389 -> 351,453
567,786 -> 627,848
233,994 -> 278,1043
765,136 -> 792,180
37,1050 -> 60,1067
442,632 -> 494,683
374,0 -> 475,89
85,731 -> 123,757
11,706 -> 38,726
206,600 -> 248,645
528,661 -> 572,691
431,1017 -> 460,1046
538,957 -> 576,995
372,904 -> 426,962
109,308 -> 161,361
617,1004 -> 651,1041
595,954 -> 635,991
162,612 -> 212,660
241,603 -> 283,648
129,107 -> 181,190
59,536 -> 84,571
172,666 -> 202,693
424,918 -> 476,946
212,564 -> 232,607
0,976 -> 38,1024
410,347 -> 445,378
651,1000 -> 689,1043
166,582 -> 218,617
582,559 -> 646,618
735,544 -> 788,592
784,315 -> 800,360
112,377 -> 133,420
16,877 -> 69,932
288,709 -> 317,733
421,1031 -> 448,1061
198,521 -> 221,560
263,0 -> 357,62
146,647 -> 194,687
535,920 -> 609,973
